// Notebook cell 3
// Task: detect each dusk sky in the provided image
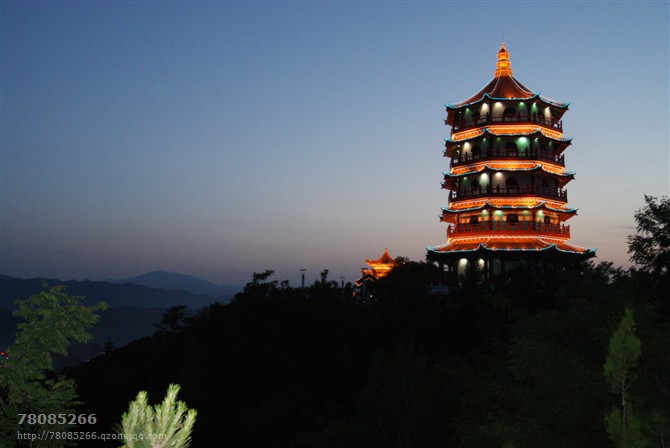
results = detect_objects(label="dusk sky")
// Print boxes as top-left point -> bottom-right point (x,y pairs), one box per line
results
1,2 -> 668,286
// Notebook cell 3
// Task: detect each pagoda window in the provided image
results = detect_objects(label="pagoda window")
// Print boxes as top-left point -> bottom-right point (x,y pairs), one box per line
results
505,141 -> 518,156
503,107 -> 516,121
455,110 -> 464,127
506,176 -> 518,192
507,213 -> 519,224
471,180 -> 480,194
472,145 -> 482,159
544,215 -> 551,225
469,216 -> 479,225
472,111 -> 481,123
541,179 -> 550,192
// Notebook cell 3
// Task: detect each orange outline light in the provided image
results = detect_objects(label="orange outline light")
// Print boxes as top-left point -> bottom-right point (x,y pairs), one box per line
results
451,125 -> 563,141
447,198 -> 568,210
447,234 -> 570,243
486,198 -> 562,208
451,128 -> 486,141
450,161 -> 566,175
448,200 -> 490,210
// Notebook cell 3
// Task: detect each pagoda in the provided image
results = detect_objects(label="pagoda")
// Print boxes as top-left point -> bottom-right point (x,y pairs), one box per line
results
427,43 -> 595,283
354,248 -> 396,299
361,248 -> 395,279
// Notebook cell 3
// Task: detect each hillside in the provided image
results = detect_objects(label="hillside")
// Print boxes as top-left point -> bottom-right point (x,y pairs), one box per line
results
0,275 -> 220,310
110,271 -> 241,298
0,275 -> 223,366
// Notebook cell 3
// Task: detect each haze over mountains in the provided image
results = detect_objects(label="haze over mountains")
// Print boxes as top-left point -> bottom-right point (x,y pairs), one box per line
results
0,272 -> 243,367
0,273 -> 239,311
110,271 -> 242,299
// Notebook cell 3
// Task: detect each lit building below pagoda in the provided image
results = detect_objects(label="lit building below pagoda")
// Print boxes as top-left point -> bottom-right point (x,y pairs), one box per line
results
427,43 -> 595,284
354,248 -> 396,299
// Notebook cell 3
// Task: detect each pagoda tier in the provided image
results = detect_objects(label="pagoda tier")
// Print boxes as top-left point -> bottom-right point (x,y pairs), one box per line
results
427,44 -> 595,281
445,129 -> 572,164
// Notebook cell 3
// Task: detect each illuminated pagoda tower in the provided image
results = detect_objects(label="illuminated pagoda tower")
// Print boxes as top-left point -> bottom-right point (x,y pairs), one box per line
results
427,43 -> 595,283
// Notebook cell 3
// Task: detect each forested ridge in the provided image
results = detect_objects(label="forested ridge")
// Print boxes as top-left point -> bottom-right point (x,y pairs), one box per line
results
4,196 -> 670,447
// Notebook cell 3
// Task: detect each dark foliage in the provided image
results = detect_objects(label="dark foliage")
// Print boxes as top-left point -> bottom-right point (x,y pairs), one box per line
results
65,197 -> 670,447
628,195 -> 670,277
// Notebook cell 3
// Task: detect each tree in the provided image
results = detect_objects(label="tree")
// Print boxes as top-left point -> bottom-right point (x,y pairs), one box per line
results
604,306 -> 645,448
233,270 -> 279,302
309,269 -> 341,299
350,344 -> 451,448
628,195 -> 670,276
117,384 -> 197,448
0,285 -> 107,447
156,306 -> 187,333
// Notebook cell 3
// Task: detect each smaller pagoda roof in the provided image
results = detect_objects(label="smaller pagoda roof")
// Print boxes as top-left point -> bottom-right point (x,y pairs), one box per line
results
365,248 -> 394,266
359,248 -> 396,282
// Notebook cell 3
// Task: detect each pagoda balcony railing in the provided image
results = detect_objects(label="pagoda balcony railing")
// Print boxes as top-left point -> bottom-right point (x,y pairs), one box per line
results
448,113 -> 562,131
447,185 -> 568,202
449,148 -> 565,167
447,222 -> 570,238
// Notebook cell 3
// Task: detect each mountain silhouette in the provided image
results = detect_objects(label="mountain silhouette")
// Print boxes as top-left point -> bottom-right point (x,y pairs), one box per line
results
0,274 -> 234,366
110,271 -> 241,299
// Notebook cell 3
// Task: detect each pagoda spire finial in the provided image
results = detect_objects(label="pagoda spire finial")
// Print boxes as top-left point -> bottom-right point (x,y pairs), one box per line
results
494,42 -> 513,78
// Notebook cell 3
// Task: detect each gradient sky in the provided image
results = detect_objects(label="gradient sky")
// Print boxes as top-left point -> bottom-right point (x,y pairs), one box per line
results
1,1 -> 668,286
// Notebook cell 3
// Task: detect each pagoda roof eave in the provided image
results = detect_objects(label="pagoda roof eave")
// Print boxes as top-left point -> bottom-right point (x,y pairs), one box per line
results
447,128 -> 572,143
442,164 -> 575,178
445,129 -> 572,145
426,239 -> 596,256
445,91 -> 570,111
441,201 -> 578,214
365,248 -> 394,266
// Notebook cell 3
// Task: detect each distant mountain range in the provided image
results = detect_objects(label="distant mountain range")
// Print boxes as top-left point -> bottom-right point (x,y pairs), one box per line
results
0,274 -> 235,311
0,273 -> 243,365
110,271 -> 242,298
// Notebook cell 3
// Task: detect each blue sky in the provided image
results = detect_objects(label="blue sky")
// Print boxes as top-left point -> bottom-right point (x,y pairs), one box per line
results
1,1 -> 668,286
